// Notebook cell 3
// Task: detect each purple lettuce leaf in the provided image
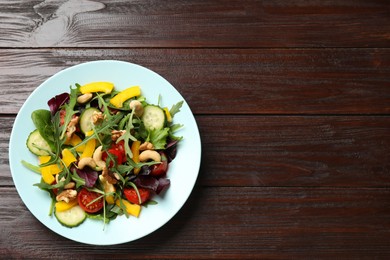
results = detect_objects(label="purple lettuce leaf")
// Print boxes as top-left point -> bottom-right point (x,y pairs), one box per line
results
48,92 -> 69,115
71,165 -> 99,188
165,140 -> 178,163
133,175 -> 170,195
156,177 -> 170,194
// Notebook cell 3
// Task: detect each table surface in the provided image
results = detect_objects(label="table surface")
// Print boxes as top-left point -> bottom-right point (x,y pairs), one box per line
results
1,1 -> 389,259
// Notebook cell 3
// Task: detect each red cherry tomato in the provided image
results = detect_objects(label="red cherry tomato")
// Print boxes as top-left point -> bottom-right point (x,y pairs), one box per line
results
77,188 -> 104,213
102,140 -> 126,166
123,187 -> 151,205
150,152 -> 168,176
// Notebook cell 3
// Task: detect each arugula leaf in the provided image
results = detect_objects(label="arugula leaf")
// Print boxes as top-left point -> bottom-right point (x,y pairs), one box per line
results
169,101 -> 183,118
70,168 -> 86,188
21,160 -> 40,174
60,86 -> 78,140
169,123 -> 184,141
117,108 -> 137,159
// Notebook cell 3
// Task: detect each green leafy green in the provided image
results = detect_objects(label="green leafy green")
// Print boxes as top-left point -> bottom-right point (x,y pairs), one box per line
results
21,160 -> 40,174
60,87 -> 78,140
31,109 -> 55,151
169,101 -> 183,118
148,127 -> 170,150
116,108 -> 137,159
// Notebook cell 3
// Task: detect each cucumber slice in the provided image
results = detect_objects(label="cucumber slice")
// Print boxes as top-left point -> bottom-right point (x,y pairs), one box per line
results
26,129 -> 52,156
79,107 -> 100,134
142,105 -> 166,131
55,205 -> 86,228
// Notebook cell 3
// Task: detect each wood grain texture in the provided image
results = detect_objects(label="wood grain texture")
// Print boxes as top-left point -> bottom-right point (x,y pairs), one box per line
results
1,0 -> 389,258
1,187 -> 390,259
0,0 -> 389,48
0,48 -> 389,115
2,115 -> 389,187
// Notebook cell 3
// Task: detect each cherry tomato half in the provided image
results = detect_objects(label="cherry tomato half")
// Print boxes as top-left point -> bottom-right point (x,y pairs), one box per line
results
102,140 -> 126,166
150,152 -> 168,176
77,188 -> 104,213
123,187 -> 151,205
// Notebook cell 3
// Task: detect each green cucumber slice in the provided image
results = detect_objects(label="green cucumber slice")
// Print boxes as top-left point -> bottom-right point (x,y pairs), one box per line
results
79,107 -> 100,134
142,105 -> 166,131
55,205 -> 86,228
26,129 -> 52,156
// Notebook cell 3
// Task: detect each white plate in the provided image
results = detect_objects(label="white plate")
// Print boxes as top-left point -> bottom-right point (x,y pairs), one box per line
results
9,60 -> 201,245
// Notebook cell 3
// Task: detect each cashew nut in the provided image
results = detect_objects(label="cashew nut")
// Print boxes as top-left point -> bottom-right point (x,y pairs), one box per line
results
78,157 -> 96,170
139,150 -> 161,162
55,174 -> 75,190
77,93 -> 93,104
139,141 -> 154,151
64,182 -> 75,189
129,100 -> 144,117
93,146 -> 106,169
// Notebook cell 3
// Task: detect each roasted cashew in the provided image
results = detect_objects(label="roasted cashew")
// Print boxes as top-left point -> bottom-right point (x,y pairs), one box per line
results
129,100 -> 144,117
77,93 -> 93,104
78,157 -> 96,170
93,146 -> 106,169
139,141 -> 154,151
55,174 -> 76,189
64,182 -> 75,189
139,150 -> 161,162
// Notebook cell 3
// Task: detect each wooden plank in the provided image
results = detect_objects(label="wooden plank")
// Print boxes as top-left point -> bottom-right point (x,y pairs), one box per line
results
0,48 -> 389,115
1,186 -> 389,258
2,115 -> 390,187
0,0 -> 389,48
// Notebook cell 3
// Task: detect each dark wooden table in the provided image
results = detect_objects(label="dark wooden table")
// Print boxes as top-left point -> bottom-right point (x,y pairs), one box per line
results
1,1 -> 390,259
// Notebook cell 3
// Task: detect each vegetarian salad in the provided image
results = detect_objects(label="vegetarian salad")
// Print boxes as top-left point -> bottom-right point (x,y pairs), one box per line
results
22,82 -> 183,228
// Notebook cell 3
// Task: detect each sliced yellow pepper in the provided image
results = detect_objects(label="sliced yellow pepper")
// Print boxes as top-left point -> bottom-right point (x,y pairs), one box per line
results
61,148 -> 77,168
39,156 -> 63,184
55,199 -> 78,212
110,86 -> 141,108
80,138 -> 96,159
40,167 -> 55,184
163,107 -> 172,123
116,199 -> 141,217
131,141 -> 141,174
64,134 -> 85,152
85,130 -> 94,137
80,82 -> 114,94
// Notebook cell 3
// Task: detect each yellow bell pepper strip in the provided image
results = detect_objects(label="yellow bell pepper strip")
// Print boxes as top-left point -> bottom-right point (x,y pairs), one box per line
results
131,140 -> 141,174
39,156 -> 63,184
64,134 -> 85,152
55,199 -> 78,212
163,107 -> 172,123
115,199 -> 141,217
85,130 -> 94,137
110,86 -> 141,108
99,175 -> 116,204
80,82 -> 114,94
79,138 -> 96,159
61,148 -> 77,168
40,168 -> 55,184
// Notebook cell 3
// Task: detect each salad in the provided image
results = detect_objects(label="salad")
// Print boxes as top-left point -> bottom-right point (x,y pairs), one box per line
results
22,82 -> 183,228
